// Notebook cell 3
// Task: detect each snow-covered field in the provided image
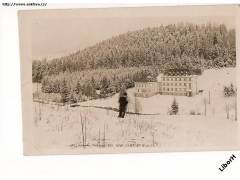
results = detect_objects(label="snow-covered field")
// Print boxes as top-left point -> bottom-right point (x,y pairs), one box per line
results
32,68 -> 240,153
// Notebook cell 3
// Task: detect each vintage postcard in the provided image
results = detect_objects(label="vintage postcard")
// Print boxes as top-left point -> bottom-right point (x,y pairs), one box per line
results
18,5 -> 240,155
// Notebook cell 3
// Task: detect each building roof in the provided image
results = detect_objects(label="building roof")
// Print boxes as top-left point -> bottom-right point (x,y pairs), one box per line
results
134,75 -> 157,83
163,68 -> 201,76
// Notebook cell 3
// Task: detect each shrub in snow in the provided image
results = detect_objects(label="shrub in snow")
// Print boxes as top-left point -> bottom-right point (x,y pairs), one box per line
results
190,110 -> 196,115
224,83 -> 236,97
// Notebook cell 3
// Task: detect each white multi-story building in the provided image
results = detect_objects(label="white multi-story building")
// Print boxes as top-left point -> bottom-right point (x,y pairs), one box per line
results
135,69 -> 199,97
135,81 -> 159,97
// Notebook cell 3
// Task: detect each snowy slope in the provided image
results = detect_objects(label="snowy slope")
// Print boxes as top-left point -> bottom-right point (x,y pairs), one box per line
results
33,102 -> 240,152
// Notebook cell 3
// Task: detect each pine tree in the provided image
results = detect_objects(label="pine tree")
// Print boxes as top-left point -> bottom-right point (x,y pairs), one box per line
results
69,91 -> 77,104
229,83 -> 235,96
171,97 -> 178,115
100,76 -> 110,95
91,77 -> 96,89
224,86 -> 229,97
60,79 -> 69,104
75,81 -> 81,94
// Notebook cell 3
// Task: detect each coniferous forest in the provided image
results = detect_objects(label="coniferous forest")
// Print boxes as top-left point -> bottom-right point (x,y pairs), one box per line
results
32,23 -> 236,103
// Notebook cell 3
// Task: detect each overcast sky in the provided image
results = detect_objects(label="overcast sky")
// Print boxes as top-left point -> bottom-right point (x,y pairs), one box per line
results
30,6 -> 236,60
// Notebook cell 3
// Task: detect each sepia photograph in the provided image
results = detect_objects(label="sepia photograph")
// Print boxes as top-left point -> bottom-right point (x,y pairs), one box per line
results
18,5 -> 239,155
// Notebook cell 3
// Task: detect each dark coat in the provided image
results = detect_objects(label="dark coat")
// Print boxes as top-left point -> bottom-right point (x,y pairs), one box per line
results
119,96 -> 128,110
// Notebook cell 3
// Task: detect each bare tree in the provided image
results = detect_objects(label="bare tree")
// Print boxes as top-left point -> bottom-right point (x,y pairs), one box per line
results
98,129 -> 101,147
80,113 -> 87,147
203,97 -> 207,116
151,131 -> 155,147
150,121 -> 155,147
60,116 -> 64,132
36,83 -> 42,122
103,122 -> 106,147
235,100 -> 237,121
84,116 -> 87,146
225,103 -> 230,120
208,90 -> 211,104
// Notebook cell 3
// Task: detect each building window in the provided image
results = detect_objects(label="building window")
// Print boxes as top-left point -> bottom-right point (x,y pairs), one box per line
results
167,83 -> 169,86
175,78 -> 177,81
179,83 -> 182,86
167,88 -> 169,91
179,78 -> 181,81
189,83 -> 191,89
171,83 -> 173,86
171,88 -> 173,91
163,82 -> 165,85
175,88 -> 177,91
163,87 -> 165,91
184,83 -> 186,86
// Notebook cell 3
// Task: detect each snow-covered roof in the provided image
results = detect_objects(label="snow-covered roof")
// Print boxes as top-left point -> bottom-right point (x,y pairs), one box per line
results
164,69 -> 191,76
157,73 -> 163,82
162,68 -> 202,76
